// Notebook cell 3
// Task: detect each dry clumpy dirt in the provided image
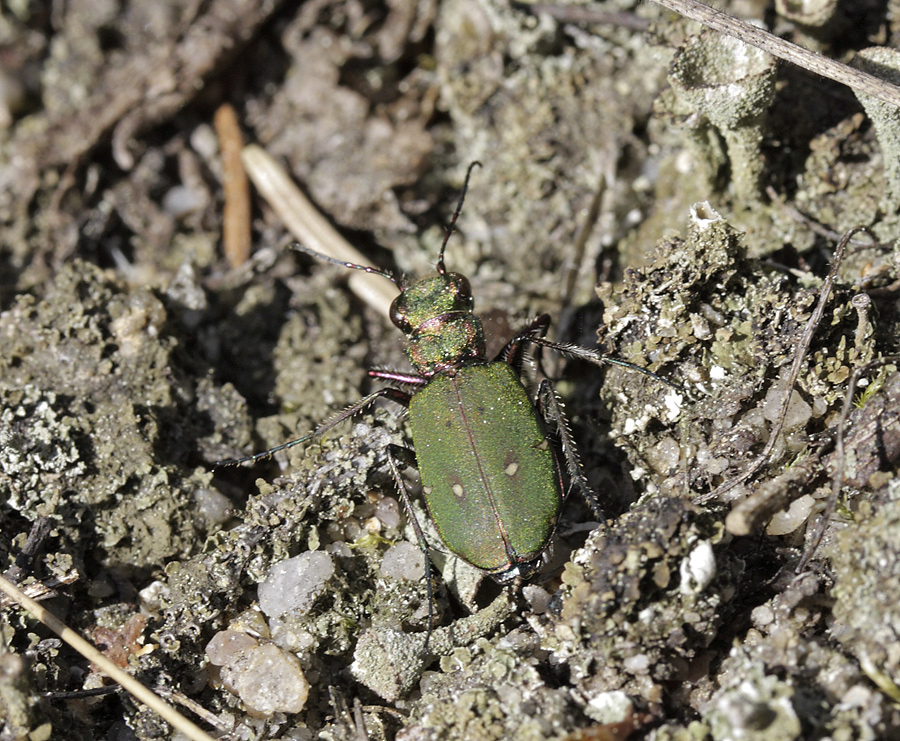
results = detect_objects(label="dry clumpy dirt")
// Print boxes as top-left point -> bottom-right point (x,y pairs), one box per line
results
1,0 -> 900,739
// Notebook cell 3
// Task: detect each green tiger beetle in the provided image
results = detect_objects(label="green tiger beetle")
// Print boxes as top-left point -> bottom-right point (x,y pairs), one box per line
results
219,163 -> 678,640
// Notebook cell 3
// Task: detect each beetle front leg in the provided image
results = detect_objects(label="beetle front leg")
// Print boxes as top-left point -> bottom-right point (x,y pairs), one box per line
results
495,314 -> 551,372
387,444 -> 437,652
530,336 -> 682,392
535,380 -> 605,521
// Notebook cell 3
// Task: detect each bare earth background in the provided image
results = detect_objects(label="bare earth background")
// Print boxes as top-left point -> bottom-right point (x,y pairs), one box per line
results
1,0 -> 900,738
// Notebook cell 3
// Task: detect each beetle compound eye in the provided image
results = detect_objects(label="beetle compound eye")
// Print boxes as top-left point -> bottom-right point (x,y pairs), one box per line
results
452,274 -> 474,310
390,300 -> 412,333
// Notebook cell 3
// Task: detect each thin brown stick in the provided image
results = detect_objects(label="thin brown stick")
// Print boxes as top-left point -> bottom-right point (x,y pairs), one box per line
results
764,187 -> 883,247
214,103 -> 252,268
0,569 -> 79,610
650,0 -> 900,110
157,686 -> 232,732
724,457 -> 819,536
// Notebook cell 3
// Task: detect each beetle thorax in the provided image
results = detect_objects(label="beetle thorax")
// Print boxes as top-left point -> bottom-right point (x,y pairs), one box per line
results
390,273 -> 486,376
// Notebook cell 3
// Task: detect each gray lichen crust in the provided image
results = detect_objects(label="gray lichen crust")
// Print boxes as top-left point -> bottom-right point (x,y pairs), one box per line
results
0,261 -> 206,566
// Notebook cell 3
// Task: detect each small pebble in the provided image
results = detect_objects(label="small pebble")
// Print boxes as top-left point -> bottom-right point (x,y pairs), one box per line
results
205,630 -> 258,666
162,185 -> 206,218
220,643 -> 309,716
766,494 -> 815,535
375,496 -> 401,529
194,488 -> 233,528
258,551 -> 335,619
379,542 -> 425,581
680,540 -> 716,594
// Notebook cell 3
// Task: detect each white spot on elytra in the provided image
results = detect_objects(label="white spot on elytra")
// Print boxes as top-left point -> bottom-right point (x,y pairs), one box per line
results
505,462 -> 519,476
451,483 -> 464,498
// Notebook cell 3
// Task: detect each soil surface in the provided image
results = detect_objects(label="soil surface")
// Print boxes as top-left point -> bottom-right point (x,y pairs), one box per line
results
1,1 -> 900,739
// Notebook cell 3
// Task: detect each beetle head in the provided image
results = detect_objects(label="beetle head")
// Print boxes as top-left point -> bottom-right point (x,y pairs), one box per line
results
391,272 -> 486,376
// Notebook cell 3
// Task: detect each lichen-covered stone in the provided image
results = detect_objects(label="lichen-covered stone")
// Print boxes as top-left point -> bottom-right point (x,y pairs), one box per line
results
534,497 -> 734,706
830,481 -> 900,697
0,260 -> 206,566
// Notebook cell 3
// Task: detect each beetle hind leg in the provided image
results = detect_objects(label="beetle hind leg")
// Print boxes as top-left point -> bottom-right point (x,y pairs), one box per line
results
535,380 -> 606,522
387,444 -> 438,652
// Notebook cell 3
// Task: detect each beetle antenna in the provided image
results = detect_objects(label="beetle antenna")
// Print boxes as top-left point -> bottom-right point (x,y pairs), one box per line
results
437,161 -> 482,275
214,387 -> 409,469
290,242 -> 401,287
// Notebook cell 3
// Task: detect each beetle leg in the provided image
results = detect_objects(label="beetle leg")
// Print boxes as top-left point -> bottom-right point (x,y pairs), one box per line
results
215,387 -> 411,467
529,337 -> 682,392
387,444 -> 437,653
535,380 -> 605,521
368,369 -> 428,387
495,314 -> 551,371
501,319 -> 680,392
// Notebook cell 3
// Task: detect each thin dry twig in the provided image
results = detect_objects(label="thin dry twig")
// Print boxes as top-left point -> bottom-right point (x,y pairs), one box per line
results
723,366 -> 900,536
157,686 -> 233,732
764,187 -> 886,248
649,0 -> 900,110
797,355 -> 900,571
724,457 -> 820,536
0,574 -> 216,741
241,144 -> 400,320
695,226 -> 873,504
214,103 -> 252,268
0,570 -> 79,610
3,517 -> 52,584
